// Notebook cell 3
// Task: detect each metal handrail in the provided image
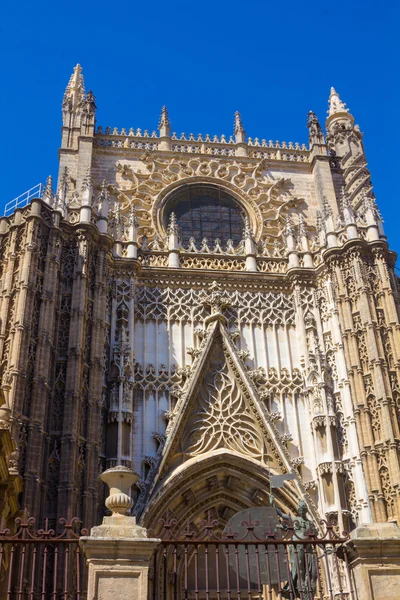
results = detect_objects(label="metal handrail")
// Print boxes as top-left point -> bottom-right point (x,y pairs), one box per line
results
3,183 -> 44,216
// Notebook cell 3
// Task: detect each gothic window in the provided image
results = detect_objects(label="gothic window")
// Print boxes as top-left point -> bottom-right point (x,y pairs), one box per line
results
166,184 -> 246,247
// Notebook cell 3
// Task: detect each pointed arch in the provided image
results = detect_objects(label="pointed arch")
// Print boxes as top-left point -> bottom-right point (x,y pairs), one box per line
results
141,451 -> 300,533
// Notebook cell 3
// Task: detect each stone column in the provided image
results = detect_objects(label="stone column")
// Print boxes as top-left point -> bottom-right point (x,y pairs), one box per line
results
80,466 -> 160,600
345,522 -> 400,600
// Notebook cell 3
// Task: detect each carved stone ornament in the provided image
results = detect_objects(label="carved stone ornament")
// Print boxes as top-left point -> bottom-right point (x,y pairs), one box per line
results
100,465 -> 140,515
111,154 -> 300,242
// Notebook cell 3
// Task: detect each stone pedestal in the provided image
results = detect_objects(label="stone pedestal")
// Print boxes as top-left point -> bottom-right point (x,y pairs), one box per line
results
345,522 -> 400,600
80,515 -> 160,600
80,466 -> 160,600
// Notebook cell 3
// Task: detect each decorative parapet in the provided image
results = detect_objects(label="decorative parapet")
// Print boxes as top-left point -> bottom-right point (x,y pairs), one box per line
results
94,127 -> 311,163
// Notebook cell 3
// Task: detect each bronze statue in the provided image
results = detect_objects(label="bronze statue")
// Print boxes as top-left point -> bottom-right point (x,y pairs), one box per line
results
274,498 -> 318,600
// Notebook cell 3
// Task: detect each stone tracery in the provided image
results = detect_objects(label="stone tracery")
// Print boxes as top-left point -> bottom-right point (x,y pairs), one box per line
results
0,69 -> 399,565
183,359 -> 264,459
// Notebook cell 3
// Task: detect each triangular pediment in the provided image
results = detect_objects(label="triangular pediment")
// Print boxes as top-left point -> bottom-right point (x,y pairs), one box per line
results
144,319 -> 302,503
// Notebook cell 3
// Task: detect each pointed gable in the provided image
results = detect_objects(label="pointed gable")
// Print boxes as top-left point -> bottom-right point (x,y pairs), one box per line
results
146,319 -> 298,500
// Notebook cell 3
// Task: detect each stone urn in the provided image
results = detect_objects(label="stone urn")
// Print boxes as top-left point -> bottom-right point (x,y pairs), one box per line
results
100,465 -> 140,516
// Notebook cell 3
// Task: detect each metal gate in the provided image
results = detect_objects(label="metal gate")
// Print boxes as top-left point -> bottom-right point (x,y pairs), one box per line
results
150,511 -> 355,600
0,509 -> 88,599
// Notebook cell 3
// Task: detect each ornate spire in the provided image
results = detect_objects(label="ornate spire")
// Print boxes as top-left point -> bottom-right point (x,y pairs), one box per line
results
128,205 -> 138,228
234,111 -> 245,136
298,214 -> 308,238
283,214 -> 294,237
340,186 -> 350,210
167,212 -> 180,236
361,190 -> 377,213
316,211 -> 325,233
307,111 -> 325,146
234,111 -> 246,151
243,216 -> 252,240
54,167 -> 69,214
158,106 -> 171,129
81,168 -> 92,192
42,175 -> 54,206
322,196 -> 333,219
328,87 -> 349,117
63,64 -> 85,111
158,106 -> 171,139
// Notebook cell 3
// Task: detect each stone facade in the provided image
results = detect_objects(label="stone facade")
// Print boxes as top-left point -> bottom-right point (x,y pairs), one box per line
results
0,65 -> 399,550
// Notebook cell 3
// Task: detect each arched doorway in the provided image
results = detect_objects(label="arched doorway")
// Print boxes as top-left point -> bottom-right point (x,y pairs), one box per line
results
143,453 -> 303,600
142,452 -> 300,535
142,453 -> 352,600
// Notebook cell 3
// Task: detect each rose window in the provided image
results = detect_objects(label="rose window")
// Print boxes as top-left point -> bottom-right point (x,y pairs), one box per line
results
166,184 -> 246,247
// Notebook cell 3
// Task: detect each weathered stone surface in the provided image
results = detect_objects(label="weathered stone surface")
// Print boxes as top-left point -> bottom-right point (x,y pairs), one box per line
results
80,516 -> 160,600
346,523 -> 400,599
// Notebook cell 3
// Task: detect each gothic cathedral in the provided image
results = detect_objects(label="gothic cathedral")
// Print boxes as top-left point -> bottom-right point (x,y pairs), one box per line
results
0,64 -> 399,540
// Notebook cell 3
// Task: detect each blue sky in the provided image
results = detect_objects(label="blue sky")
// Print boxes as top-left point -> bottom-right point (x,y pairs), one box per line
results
1,0 -> 399,259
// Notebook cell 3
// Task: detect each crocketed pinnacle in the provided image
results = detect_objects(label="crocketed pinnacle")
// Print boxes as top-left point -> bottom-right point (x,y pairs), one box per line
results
42,175 -> 54,204
167,212 -> 179,236
340,186 -> 350,209
63,64 -> 85,109
298,214 -> 308,238
243,216 -> 252,240
158,106 -> 171,129
328,87 -> 349,117
234,111 -> 245,135
283,214 -> 294,236
44,175 -> 53,194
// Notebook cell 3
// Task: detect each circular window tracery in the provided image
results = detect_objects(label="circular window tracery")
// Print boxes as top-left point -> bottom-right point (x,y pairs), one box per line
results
166,184 -> 246,247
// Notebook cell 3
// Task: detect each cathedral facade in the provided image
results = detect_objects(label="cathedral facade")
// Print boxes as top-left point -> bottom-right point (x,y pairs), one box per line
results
0,64 -> 399,539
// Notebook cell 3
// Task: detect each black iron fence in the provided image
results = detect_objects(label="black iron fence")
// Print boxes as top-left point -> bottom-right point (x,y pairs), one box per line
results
0,507 -> 356,600
151,511 -> 355,600
0,509 -> 88,599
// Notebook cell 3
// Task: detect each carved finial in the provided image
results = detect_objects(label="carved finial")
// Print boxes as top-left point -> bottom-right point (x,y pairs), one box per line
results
53,168 -> 69,214
307,111 -> 325,145
109,203 -> 124,240
328,87 -> 349,117
361,190 -> 377,213
42,175 -> 54,206
114,203 -> 122,223
298,214 -> 308,238
316,211 -> 323,232
340,186 -> 350,210
81,168 -> 92,192
63,64 -> 85,111
234,111 -> 247,154
234,111 -> 245,136
316,211 -> 325,233
84,90 -> 96,110
158,105 -> 171,139
159,106 -> 170,128
60,166 -> 69,187
243,216 -> 252,240
167,212 -> 180,236
283,214 -> 294,237
322,196 -> 333,219
128,205 -> 138,228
